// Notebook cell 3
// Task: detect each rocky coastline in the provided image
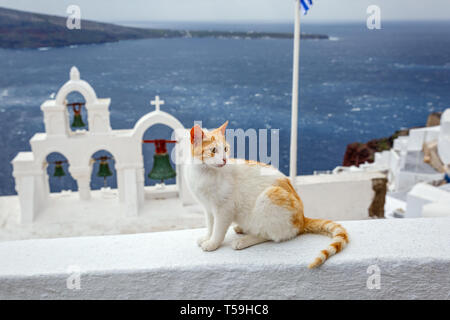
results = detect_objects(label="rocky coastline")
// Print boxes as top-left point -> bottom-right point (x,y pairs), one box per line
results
343,112 -> 443,167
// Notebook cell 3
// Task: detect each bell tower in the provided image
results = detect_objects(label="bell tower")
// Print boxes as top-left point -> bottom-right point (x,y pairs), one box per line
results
41,66 -> 112,137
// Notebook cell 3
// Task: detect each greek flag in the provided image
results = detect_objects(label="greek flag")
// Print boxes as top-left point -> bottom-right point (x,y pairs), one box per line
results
300,0 -> 313,15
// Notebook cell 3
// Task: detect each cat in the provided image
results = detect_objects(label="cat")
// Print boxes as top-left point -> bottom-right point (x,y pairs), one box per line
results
184,121 -> 349,268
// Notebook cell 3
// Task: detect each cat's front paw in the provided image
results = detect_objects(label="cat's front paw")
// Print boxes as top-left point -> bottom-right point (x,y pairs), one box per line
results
197,235 -> 210,246
200,239 -> 221,252
231,238 -> 247,250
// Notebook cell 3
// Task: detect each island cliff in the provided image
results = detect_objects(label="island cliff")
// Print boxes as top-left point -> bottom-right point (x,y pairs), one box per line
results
343,112 -> 443,167
0,7 -> 329,49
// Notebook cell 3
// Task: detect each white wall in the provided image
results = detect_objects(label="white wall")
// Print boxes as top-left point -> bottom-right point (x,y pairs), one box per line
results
406,183 -> 450,218
0,218 -> 449,299
438,109 -> 450,166
407,126 -> 441,151
423,202 -> 450,217
295,172 -> 385,220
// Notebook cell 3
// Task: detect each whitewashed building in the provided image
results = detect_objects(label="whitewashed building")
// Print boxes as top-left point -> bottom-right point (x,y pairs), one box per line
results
334,109 -> 450,218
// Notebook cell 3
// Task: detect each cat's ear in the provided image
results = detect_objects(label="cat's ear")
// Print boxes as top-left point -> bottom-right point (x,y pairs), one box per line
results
190,125 -> 204,145
218,121 -> 229,136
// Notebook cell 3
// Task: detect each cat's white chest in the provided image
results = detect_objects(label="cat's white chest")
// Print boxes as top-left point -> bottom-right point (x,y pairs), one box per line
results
185,165 -> 233,206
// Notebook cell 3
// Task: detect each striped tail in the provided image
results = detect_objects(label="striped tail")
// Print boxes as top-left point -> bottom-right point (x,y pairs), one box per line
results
303,217 -> 349,268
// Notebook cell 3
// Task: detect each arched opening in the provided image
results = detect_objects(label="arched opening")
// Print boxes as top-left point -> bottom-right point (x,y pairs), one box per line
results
45,152 -> 77,193
89,150 -> 117,190
142,124 -> 177,187
65,91 -> 88,132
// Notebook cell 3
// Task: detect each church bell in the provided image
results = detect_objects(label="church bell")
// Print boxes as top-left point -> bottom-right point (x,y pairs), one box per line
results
148,153 -> 177,182
71,114 -> 86,128
68,102 -> 86,128
96,157 -> 113,188
97,159 -> 113,178
143,139 -> 177,183
53,162 -> 66,178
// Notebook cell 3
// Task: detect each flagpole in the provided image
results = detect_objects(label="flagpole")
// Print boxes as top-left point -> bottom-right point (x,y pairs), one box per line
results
289,0 -> 301,181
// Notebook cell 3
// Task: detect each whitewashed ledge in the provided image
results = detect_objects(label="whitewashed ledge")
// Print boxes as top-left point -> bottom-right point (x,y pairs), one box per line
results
0,218 -> 449,300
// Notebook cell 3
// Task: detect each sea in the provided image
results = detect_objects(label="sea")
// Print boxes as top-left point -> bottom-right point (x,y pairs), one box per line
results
0,21 -> 449,195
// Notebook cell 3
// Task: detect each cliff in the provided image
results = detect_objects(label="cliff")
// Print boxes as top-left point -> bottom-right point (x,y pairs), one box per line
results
343,112 -> 443,167
0,7 -> 328,49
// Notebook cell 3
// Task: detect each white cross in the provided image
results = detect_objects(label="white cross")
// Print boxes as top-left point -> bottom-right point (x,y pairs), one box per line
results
151,95 -> 165,111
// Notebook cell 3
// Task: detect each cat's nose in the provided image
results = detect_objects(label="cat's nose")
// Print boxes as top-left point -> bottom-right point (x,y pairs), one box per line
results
222,159 -> 227,165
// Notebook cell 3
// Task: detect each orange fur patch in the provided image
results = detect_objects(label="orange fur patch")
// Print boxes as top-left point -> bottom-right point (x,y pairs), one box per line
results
304,217 -> 349,268
291,213 -> 304,232
329,224 -> 340,233
266,186 -> 292,209
265,178 -> 305,232
274,178 -> 301,201
330,241 -> 342,253
308,257 -> 324,269
335,232 -> 348,242
322,220 -> 333,229
267,179 -> 303,212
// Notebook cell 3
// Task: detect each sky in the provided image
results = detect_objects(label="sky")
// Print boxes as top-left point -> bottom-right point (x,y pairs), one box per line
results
0,0 -> 449,23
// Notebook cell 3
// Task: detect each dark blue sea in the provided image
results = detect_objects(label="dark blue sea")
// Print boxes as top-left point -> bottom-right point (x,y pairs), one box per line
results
0,21 -> 449,195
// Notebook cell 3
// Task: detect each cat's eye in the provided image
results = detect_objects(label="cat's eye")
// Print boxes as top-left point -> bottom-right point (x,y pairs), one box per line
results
211,147 -> 217,154
224,146 -> 229,152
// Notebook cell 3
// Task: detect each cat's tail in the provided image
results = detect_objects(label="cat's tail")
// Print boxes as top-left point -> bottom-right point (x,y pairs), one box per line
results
303,217 -> 349,269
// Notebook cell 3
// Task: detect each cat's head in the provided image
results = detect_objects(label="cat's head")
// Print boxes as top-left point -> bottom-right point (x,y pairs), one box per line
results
190,121 -> 230,168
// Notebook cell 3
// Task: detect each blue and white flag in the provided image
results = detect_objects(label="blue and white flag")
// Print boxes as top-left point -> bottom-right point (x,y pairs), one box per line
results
300,0 -> 313,15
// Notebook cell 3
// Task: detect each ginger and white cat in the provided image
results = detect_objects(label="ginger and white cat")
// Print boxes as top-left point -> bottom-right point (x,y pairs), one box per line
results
184,121 -> 349,268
